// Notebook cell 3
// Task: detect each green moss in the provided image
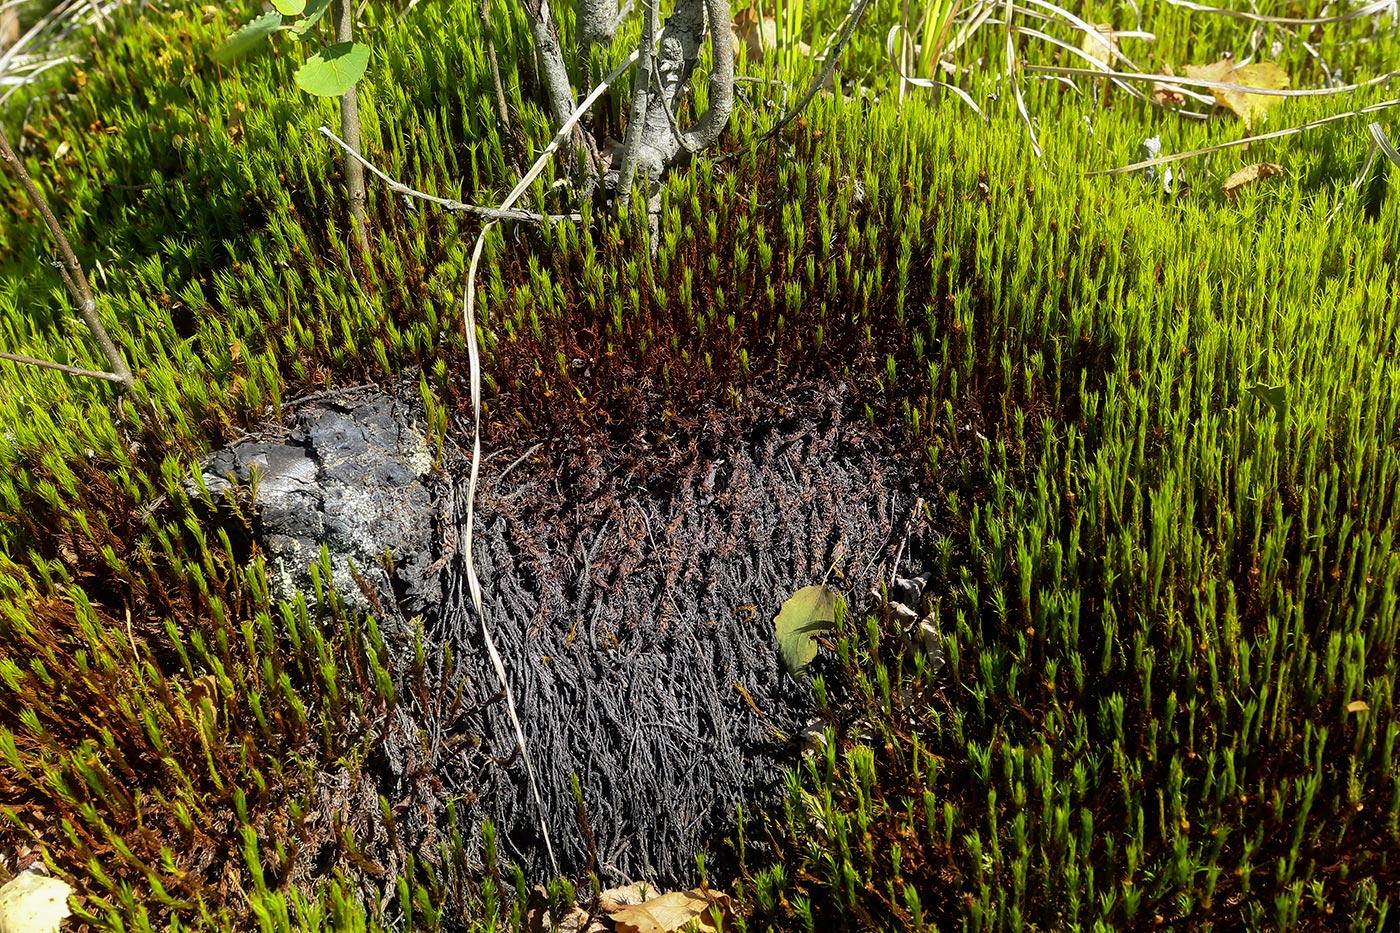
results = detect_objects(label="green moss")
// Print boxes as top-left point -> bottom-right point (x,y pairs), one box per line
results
0,0 -> 1398,927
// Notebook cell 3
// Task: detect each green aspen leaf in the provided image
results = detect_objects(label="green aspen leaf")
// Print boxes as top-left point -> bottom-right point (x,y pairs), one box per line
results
1249,383 -> 1287,418
775,584 -> 842,676
295,42 -> 370,97
0,873 -> 73,933
290,0 -> 334,40
211,11 -> 282,64
270,0 -> 305,15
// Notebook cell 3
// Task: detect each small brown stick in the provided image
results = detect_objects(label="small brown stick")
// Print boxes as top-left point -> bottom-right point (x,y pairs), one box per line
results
478,0 -> 521,177
0,349 -> 128,382
1091,97 -> 1400,176
0,118 -> 132,388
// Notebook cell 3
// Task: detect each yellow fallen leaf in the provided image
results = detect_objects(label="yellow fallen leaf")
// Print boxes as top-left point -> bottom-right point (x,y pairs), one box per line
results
1347,700 -> 1369,713
598,883 -> 656,912
0,873 -> 72,933
1079,23 -> 1118,69
1221,162 -> 1284,199
1184,59 -> 1289,130
189,673 -> 219,728
732,4 -> 810,66
610,888 -> 731,933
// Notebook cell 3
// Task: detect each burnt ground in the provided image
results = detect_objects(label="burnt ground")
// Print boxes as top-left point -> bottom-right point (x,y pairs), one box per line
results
201,379 -> 940,889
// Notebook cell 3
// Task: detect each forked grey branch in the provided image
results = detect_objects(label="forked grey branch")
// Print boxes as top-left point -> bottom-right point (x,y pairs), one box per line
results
611,0 -> 732,202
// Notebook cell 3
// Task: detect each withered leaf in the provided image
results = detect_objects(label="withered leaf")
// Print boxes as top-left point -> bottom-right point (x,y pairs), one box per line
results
1221,162 -> 1284,199
1184,59 -> 1290,129
1347,700 -> 1369,713
1079,23 -> 1118,69
190,673 -> 219,728
610,889 -> 732,933
1150,63 -> 1186,107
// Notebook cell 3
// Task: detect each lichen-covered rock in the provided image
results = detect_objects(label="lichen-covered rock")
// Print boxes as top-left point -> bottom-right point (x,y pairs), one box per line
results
199,389 -> 442,622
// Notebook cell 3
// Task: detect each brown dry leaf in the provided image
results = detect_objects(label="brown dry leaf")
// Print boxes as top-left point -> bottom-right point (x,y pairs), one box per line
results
189,673 -> 219,728
1150,63 -> 1186,107
732,6 -> 776,63
598,883 -> 656,912
1221,162 -> 1284,199
1184,59 -> 1290,129
609,888 -> 732,933
731,6 -> 810,65
1347,700 -> 1370,713
1079,23 -> 1118,69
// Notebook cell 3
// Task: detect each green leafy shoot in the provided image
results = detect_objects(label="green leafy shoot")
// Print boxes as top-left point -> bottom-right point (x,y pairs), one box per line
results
290,0 -> 334,41
211,12 -> 283,64
295,42 -> 371,97
775,585 -> 843,676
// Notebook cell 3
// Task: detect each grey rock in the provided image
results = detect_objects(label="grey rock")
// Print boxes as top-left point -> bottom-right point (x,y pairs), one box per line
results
198,390 -> 441,622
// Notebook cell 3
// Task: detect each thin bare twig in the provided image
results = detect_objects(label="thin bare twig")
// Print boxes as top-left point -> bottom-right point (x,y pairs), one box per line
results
478,0 -> 521,177
318,127 -> 580,222
616,0 -> 655,201
1024,63 -> 1399,100
758,0 -> 875,144
1004,0 -> 1042,159
0,349 -> 127,382
338,0 -> 368,253
0,118 -> 131,388
1157,0 -> 1393,26
1089,97 -> 1400,175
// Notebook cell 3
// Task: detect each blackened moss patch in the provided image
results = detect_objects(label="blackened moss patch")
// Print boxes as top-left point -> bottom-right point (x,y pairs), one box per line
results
197,381 -> 937,886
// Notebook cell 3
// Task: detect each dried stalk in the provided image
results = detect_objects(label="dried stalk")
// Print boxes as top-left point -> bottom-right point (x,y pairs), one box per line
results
0,117 -> 132,388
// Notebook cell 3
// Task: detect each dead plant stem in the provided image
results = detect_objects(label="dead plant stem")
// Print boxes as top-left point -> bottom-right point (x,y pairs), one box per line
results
0,117 -> 132,388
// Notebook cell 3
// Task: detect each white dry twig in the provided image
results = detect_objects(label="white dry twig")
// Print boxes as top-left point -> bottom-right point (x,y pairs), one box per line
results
1090,97 -> 1400,175
318,127 -> 581,223
459,50 -> 640,878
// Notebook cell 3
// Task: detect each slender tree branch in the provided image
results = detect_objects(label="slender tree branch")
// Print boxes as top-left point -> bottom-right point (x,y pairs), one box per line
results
0,350 -> 128,382
758,0 -> 874,144
523,0 -> 580,133
338,0 -> 368,253
0,117 -> 132,388
318,127 -> 580,222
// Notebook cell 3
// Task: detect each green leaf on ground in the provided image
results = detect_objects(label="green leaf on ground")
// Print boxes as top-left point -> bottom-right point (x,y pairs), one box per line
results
211,12 -> 282,63
775,585 -> 842,676
295,42 -> 371,96
1249,383 -> 1287,418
